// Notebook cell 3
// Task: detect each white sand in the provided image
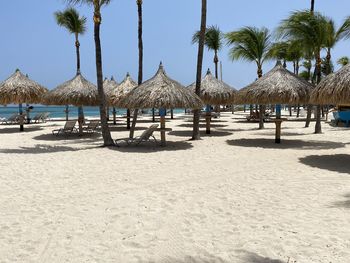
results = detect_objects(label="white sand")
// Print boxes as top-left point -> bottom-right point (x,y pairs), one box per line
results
0,112 -> 349,263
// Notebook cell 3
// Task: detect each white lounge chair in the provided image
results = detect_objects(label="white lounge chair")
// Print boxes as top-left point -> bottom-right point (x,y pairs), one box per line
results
52,120 -> 78,136
82,120 -> 100,134
115,124 -> 159,146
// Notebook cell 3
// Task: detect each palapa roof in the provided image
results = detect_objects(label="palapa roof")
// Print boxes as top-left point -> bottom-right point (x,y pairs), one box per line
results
103,77 -> 119,104
311,64 -> 350,105
119,63 -> 203,109
0,69 -> 48,104
235,63 -> 313,105
188,69 -> 237,105
45,73 -> 99,106
109,73 -> 138,107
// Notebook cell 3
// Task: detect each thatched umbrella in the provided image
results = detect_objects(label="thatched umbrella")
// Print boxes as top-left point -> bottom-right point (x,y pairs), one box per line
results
45,73 -> 98,134
188,68 -> 237,134
236,62 -> 312,143
311,64 -> 350,105
103,77 -> 119,124
119,63 -> 203,146
0,69 -> 48,131
109,73 -> 137,126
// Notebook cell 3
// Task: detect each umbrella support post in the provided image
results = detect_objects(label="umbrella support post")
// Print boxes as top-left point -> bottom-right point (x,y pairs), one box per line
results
160,108 -> 166,147
19,103 -> 24,131
113,107 -> 117,125
127,109 -> 131,130
206,104 -> 211,134
274,120 -> 282,144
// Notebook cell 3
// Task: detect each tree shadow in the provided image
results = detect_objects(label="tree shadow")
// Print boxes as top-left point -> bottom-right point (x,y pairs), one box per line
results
251,131 -> 309,137
0,126 -> 43,134
330,193 -> 350,209
169,130 -> 232,137
177,123 -> 228,128
109,126 -> 149,132
109,141 -> 193,153
236,250 -> 285,263
32,133 -> 102,143
299,154 -> 350,174
0,144 -> 93,154
227,138 -> 346,150
139,250 -> 284,263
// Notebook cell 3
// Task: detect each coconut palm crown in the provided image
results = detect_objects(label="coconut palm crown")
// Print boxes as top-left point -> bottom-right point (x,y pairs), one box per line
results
192,25 -> 223,78
225,26 -> 272,78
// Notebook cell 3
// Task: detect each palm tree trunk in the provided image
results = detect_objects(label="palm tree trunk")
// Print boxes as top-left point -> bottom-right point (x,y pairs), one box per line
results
192,0 -> 207,140
130,0 -> 143,138
75,34 -> 84,135
257,64 -> 264,129
93,10 -> 114,146
214,50 -> 219,79
311,0 -> 315,12
315,53 -> 322,134
305,59 -> 313,127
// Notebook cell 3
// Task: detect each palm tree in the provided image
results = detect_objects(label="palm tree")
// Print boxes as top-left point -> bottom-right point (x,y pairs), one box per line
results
129,0 -> 143,138
278,10 -> 328,134
192,25 -> 223,79
268,42 -> 289,68
67,0 -> 114,146
337,56 -> 349,67
55,8 -> 87,134
192,0 -> 207,140
226,26 -> 272,129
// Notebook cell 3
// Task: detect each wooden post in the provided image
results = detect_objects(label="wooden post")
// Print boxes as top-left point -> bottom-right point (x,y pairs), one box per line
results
275,104 -> 282,143
159,108 -> 166,146
275,120 -> 282,144
112,107 -> 117,125
206,104 -> 211,134
126,109 -> 131,129
78,106 -> 84,135
65,105 -> 69,121
231,104 -> 234,114
171,109 -> 174,119
18,103 -> 24,131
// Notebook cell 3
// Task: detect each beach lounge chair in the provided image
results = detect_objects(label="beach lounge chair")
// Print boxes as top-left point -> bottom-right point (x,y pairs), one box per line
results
115,124 -> 159,146
1,113 -> 19,124
31,113 -> 43,123
40,112 -> 50,122
82,120 -> 100,134
52,120 -> 78,136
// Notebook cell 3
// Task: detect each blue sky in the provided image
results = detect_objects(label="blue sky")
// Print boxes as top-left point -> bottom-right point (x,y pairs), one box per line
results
1,0 -> 350,90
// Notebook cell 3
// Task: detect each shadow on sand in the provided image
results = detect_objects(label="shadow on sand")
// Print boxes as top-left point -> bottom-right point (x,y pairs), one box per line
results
330,193 -> 350,209
177,123 -> 228,129
299,154 -> 350,174
0,144 -> 97,154
0,126 -> 43,134
169,130 -> 232,137
109,140 -> 193,153
139,250 -> 284,263
32,133 -> 102,143
226,138 -> 346,150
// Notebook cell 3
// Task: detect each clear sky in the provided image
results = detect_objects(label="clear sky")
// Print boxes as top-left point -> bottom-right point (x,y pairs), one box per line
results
1,0 -> 350,90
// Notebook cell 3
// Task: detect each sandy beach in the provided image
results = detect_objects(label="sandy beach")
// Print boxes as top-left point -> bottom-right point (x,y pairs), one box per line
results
0,112 -> 349,263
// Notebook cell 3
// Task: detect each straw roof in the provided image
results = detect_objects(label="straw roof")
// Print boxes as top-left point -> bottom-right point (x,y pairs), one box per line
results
45,73 -> 99,106
188,69 -> 237,105
103,77 -> 119,105
0,69 -> 48,105
235,63 -> 313,104
311,64 -> 350,105
119,63 -> 203,109
109,73 -> 138,106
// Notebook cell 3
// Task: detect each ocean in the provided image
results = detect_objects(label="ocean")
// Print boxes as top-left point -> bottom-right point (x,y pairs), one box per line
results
0,105 -> 185,119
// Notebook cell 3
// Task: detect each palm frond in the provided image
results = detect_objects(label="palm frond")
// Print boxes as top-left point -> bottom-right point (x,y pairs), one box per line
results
54,7 -> 87,35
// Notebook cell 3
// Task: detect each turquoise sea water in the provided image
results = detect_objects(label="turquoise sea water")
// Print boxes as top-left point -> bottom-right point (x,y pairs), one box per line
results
0,106 -> 185,119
